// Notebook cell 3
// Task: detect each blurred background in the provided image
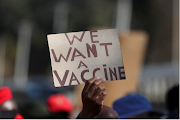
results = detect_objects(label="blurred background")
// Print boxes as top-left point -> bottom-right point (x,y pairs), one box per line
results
0,0 -> 179,118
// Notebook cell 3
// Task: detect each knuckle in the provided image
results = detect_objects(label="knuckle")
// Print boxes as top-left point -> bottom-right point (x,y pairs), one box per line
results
88,80 -> 93,85
87,94 -> 91,99
102,91 -> 107,96
92,81 -> 98,86
100,78 -> 106,82
99,78 -> 104,81
99,86 -> 106,91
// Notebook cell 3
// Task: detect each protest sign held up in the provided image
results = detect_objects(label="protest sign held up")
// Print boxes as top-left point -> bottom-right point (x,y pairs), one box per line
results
47,29 -> 126,87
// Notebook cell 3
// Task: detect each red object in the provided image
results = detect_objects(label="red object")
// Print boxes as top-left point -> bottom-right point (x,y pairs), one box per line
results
14,113 -> 24,119
0,86 -> 13,105
47,94 -> 73,113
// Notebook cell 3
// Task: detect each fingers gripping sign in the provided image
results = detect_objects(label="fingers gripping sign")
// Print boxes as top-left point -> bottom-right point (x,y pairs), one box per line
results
79,76 -> 107,118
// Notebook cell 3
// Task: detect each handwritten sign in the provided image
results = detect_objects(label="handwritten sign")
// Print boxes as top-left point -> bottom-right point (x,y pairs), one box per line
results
47,29 -> 126,87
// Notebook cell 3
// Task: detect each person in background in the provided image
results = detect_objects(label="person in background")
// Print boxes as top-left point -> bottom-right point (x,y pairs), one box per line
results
96,105 -> 119,119
77,76 -> 107,119
46,94 -> 73,118
0,86 -> 23,119
165,85 -> 179,119
113,93 -> 165,118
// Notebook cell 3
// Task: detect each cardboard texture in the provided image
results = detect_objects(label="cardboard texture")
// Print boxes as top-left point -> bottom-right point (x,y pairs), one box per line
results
47,29 -> 125,87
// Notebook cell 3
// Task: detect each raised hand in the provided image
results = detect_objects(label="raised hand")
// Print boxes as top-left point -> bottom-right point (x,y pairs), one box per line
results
78,76 -> 107,118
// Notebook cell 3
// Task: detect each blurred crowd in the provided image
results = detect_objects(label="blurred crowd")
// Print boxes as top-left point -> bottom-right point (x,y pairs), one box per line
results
0,77 -> 179,119
0,0 -> 178,119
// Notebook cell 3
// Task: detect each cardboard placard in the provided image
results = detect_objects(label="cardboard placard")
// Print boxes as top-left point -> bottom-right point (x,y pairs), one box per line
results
47,29 -> 126,87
